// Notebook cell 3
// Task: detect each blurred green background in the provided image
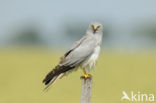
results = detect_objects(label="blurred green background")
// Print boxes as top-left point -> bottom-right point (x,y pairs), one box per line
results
0,0 -> 156,103
0,49 -> 156,103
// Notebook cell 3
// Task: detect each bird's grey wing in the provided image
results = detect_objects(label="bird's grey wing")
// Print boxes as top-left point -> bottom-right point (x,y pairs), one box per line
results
60,34 -> 96,67
64,34 -> 88,57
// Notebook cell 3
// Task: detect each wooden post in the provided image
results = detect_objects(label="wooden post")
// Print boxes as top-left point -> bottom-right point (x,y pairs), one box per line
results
80,77 -> 92,103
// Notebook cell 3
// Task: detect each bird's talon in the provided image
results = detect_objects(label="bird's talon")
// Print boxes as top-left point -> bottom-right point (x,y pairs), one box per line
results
80,74 -> 92,79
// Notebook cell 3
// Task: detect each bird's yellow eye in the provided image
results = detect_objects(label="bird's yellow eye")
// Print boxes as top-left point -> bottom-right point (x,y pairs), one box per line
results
91,25 -> 97,30
97,25 -> 100,29
91,25 -> 94,29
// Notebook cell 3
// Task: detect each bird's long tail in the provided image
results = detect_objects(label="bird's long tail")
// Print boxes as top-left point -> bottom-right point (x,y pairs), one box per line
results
42,65 -> 75,91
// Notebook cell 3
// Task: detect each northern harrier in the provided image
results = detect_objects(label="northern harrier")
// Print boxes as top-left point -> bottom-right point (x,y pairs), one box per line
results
43,22 -> 103,90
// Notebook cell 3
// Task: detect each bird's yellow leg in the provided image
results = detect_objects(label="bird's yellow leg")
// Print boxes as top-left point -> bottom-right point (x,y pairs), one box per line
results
81,68 -> 92,79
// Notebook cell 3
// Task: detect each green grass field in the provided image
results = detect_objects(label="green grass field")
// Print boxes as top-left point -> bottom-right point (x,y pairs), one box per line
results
0,48 -> 156,103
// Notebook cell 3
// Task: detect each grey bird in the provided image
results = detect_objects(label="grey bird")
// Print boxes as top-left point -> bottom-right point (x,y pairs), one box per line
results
43,22 -> 103,90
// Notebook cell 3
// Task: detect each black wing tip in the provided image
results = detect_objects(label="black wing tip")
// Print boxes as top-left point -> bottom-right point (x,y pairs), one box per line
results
42,77 -> 51,85
42,79 -> 46,84
42,79 -> 46,85
42,69 -> 56,85
42,65 -> 75,85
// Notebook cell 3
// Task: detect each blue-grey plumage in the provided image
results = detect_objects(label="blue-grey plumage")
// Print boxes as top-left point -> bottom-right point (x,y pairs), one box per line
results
60,22 -> 103,72
43,22 -> 103,90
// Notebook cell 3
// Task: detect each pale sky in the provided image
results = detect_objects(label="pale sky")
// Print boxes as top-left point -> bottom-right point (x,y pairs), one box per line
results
0,0 -> 156,48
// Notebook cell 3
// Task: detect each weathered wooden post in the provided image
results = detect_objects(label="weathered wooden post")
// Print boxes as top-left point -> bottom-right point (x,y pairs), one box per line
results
80,77 -> 92,103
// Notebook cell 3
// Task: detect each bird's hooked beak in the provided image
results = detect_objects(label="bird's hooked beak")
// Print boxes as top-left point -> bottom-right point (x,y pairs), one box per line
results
91,25 -> 99,33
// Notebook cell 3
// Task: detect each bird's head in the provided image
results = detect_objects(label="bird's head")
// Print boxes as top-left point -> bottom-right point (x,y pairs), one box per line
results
89,22 -> 103,34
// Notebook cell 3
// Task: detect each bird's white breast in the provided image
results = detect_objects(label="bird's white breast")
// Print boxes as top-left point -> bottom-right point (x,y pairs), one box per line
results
81,45 -> 100,72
